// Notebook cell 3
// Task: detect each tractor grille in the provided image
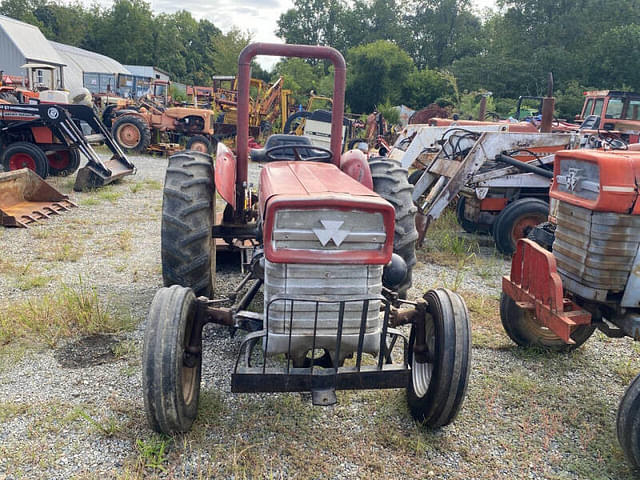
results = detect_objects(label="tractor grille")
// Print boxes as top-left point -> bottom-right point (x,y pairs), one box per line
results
554,201 -> 640,292
264,261 -> 383,356
272,209 -> 386,252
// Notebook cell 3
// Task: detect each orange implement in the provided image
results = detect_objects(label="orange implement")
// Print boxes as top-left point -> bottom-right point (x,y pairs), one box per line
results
0,168 -> 76,228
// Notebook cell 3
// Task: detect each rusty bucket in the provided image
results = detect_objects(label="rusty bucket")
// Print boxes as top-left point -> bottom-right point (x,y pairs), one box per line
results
0,168 -> 77,227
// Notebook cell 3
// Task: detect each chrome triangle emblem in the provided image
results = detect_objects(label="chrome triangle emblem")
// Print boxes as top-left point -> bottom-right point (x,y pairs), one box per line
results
312,220 -> 349,247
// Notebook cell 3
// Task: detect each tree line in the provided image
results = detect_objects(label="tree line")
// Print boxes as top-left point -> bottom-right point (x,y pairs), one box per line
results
3,0 -> 639,119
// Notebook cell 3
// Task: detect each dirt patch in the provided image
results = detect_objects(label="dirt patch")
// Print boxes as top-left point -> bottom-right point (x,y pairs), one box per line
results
55,334 -> 119,368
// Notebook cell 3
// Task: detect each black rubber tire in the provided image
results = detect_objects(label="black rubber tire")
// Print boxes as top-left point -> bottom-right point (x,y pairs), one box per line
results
111,114 -> 151,153
143,285 -> 202,433
456,196 -> 479,234
186,135 -> 212,154
617,372 -> 640,469
283,111 -> 311,134
47,149 -> 81,176
499,292 -> 595,351
492,198 -> 549,255
1,141 -> 49,178
161,151 -> 216,297
408,169 -> 424,186
369,157 -> 418,298
407,288 -> 471,427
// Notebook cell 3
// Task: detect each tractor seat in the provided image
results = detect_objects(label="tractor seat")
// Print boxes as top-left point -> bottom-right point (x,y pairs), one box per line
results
250,134 -> 314,162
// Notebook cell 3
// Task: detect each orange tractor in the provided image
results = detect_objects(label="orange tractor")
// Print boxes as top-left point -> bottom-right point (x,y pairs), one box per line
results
106,98 -> 216,154
500,146 -> 640,467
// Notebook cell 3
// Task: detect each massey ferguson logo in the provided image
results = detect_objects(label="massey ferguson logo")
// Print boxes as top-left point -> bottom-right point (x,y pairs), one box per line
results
47,107 -> 59,120
313,220 -> 349,247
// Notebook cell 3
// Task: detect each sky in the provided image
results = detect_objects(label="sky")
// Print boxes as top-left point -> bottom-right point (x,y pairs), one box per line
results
89,0 -> 498,69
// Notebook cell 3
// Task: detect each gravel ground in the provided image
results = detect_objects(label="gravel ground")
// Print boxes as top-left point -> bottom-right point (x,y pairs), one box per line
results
0,153 -> 639,479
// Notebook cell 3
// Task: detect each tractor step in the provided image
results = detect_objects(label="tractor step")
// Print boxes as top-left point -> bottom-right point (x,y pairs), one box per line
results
0,168 -> 77,227
502,238 -> 591,343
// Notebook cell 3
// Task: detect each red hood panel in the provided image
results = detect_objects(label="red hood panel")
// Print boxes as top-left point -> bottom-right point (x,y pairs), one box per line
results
259,161 -> 379,214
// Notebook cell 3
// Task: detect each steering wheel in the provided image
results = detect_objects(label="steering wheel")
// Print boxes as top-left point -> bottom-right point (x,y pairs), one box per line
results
264,144 -> 334,163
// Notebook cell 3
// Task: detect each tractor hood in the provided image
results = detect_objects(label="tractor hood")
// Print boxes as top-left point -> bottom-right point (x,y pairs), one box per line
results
259,161 -> 395,265
259,161 -> 386,214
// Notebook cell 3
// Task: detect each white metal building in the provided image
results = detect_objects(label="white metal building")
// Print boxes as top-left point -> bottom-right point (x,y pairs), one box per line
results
50,41 -> 131,94
124,65 -> 170,83
0,14 -> 66,87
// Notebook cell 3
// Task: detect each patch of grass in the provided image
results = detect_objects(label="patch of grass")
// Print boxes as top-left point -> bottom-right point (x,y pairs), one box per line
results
51,242 -> 83,262
111,339 -> 138,360
77,409 -> 123,437
80,196 -> 100,206
117,230 -> 133,252
0,280 -> 134,346
462,290 -> 509,349
98,189 -> 124,203
613,357 -> 638,384
129,179 -> 161,193
136,435 -> 171,473
16,273 -> 49,291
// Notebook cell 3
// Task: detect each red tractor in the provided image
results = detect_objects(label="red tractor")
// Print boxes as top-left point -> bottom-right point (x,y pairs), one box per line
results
142,43 -> 472,434
500,147 -> 640,466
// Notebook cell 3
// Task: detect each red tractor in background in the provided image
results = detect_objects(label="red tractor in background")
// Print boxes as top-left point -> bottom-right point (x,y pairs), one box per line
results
500,147 -> 640,466
142,43 -> 472,434
577,91 -> 640,145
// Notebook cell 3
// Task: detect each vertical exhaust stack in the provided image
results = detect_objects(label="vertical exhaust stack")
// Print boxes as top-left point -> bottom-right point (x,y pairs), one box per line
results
540,72 -> 555,133
0,168 -> 76,227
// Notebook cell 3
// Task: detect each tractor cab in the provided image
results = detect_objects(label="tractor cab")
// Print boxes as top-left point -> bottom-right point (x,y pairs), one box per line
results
577,90 -> 640,142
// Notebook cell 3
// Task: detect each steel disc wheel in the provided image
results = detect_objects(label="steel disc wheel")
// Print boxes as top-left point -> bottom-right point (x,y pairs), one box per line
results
411,320 -> 435,398
492,198 -> 549,255
9,152 -> 36,170
117,124 -> 141,148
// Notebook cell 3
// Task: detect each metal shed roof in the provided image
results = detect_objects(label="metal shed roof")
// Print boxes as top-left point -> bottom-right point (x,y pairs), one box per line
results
51,41 -> 130,75
51,41 -> 131,91
0,15 -> 65,66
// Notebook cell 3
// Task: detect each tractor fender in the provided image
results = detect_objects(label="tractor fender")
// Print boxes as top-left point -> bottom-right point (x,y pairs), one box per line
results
340,149 -> 373,190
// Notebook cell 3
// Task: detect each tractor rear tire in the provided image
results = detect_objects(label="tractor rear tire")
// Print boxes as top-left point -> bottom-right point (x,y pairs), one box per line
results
407,288 -> 471,427
112,115 -> 151,153
499,292 -> 595,351
1,142 -> 49,178
47,149 -> 81,176
617,372 -> 640,469
186,135 -> 212,154
161,151 -> 216,297
143,285 -> 202,434
370,157 -> 418,298
456,196 -> 479,234
492,198 -> 549,255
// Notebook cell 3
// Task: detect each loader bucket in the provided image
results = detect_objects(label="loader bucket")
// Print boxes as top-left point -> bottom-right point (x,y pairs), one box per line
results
0,168 -> 77,228
73,155 -> 135,191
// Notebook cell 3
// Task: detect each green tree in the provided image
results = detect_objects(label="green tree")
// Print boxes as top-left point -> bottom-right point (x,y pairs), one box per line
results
346,40 -> 414,113
211,28 -> 252,76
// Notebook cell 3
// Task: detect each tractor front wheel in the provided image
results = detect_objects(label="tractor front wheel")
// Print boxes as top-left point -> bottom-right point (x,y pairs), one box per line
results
143,285 -> 202,434
492,198 -> 549,255
1,142 -> 49,178
617,372 -> 640,469
407,288 -> 471,428
186,135 -> 212,154
499,292 -> 595,351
